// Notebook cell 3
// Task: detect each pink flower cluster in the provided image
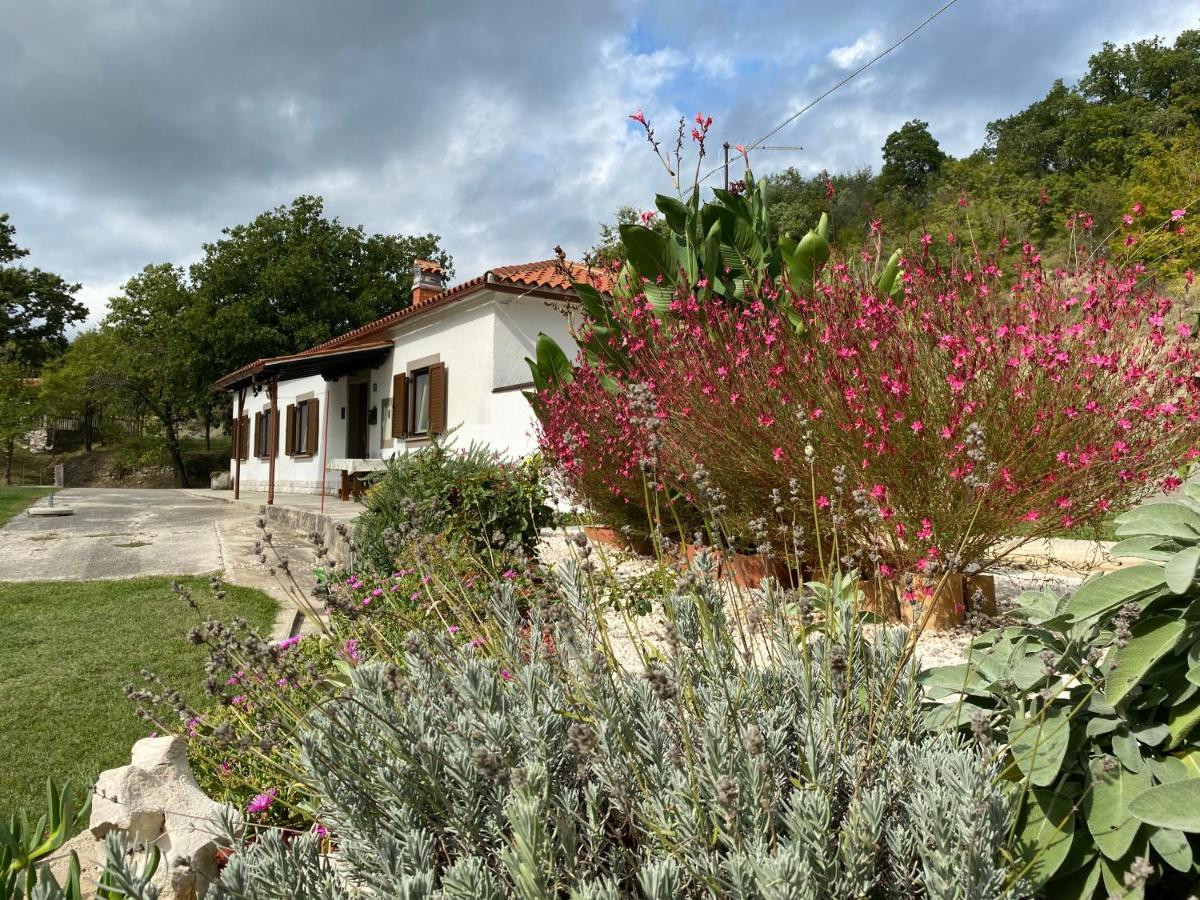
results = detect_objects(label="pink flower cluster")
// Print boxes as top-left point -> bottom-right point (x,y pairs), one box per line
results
537,237 -> 1200,572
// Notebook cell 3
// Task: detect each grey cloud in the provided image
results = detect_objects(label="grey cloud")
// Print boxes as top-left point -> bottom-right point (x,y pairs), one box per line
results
1,0 -> 1196,324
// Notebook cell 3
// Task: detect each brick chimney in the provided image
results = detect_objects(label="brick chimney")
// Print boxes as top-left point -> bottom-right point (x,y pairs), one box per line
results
411,259 -> 445,308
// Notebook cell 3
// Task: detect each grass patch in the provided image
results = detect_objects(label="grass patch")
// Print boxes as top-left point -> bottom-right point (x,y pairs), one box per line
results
0,485 -> 56,526
0,576 -> 276,817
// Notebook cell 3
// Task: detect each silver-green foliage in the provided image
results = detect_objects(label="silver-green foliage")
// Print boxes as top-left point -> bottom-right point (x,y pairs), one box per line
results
212,561 -> 1021,899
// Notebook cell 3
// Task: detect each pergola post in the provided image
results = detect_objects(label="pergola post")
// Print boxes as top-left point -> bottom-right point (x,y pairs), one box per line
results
266,375 -> 279,506
233,387 -> 246,500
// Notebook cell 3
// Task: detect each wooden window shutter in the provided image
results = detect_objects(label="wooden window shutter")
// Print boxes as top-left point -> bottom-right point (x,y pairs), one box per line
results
238,415 -> 250,460
253,411 -> 263,457
391,373 -> 407,438
306,399 -> 320,455
429,363 -> 446,435
285,405 -> 296,456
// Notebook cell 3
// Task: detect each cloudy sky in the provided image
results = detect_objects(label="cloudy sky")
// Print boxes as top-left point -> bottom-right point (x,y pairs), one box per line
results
3,0 -> 1199,325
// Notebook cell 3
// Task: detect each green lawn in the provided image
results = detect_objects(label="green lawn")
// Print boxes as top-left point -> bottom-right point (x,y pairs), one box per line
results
0,576 -> 276,817
0,485 -> 56,525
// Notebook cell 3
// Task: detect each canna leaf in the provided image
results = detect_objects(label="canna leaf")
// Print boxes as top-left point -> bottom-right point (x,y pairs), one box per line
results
619,224 -> 679,286
654,195 -> 690,234
876,249 -> 903,297
534,334 -> 574,388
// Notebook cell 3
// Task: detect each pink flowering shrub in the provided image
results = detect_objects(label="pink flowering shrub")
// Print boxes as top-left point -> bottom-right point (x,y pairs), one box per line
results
537,237 -> 1200,576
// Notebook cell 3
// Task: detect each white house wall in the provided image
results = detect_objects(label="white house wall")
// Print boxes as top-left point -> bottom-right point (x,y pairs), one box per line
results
229,287 -> 581,494
232,373 -> 348,495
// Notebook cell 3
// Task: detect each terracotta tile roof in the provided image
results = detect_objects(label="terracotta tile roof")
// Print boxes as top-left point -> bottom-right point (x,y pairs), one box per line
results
491,260 -> 611,293
214,259 -> 610,389
294,259 -> 609,359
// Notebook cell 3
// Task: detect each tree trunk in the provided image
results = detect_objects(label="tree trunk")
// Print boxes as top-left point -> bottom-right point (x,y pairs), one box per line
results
82,403 -> 94,452
3,438 -> 12,485
162,420 -> 190,488
204,415 -> 211,451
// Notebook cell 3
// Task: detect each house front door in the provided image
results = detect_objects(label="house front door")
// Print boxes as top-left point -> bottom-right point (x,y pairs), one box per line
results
347,382 -> 369,458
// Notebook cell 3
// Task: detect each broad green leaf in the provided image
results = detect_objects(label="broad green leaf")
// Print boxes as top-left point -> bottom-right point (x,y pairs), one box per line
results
619,224 -> 679,286
1099,834 -> 1149,899
524,356 -> 546,392
1104,617 -> 1188,706
1128,777 -> 1200,831
641,281 -> 675,315
1016,788 -> 1077,890
1011,704 -> 1072,787
672,236 -> 699,286
923,700 -> 984,732
1147,755 -> 1190,783
918,664 -> 994,698
1087,765 -> 1151,859
1109,535 -> 1178,563
534,334 -> 574,387
1188,658 -> 1200,687
654,195 -> 690,234
1086,717 -> 1120,738
1169,691 -> 1200,748
1114,502 -> 1200,542
814,211 -> 830,241
1131,723 -> 1170,747
1065,565 -> 1167,624
1045,855 -> 1100,900
1112,731 -> 1144,773
1148,826 -> 1193,872
1165,545 -> 1200,594
783,226 -> 829,292
876,248 -> 903,297
1007,590 -> 1064,625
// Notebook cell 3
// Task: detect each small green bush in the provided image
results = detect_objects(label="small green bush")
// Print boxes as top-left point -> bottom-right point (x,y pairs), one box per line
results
922,487 -> 1200,898
355,439 -> 555,573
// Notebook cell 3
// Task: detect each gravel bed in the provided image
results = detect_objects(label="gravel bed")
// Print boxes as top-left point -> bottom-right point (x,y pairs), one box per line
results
538,530 -> 1085,671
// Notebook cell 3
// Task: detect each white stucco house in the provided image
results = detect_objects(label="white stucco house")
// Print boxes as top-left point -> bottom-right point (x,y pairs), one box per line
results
214,258 -> 609,501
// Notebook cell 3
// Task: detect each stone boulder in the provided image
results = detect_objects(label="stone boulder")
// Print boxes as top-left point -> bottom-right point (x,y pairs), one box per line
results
89,735 -> 238,899
210,471 -> 233,490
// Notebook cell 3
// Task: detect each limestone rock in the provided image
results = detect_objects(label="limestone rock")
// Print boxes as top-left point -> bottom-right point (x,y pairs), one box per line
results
210,471 -> 232,490
88,735 -> 239,899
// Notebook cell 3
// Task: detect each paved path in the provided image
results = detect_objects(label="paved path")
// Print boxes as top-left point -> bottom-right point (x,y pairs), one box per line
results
0,488 -> 238,582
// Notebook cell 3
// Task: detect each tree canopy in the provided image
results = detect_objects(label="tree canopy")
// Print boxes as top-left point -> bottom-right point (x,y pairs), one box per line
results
190,195 -> 452,381
0,213 -> 86,370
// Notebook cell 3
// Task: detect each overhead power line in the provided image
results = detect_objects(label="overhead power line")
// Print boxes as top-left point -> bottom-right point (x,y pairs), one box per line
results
708,0 -> 961,187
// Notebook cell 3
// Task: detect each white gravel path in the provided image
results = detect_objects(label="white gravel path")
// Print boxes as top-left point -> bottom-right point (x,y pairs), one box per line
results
538,530 -> 1085,671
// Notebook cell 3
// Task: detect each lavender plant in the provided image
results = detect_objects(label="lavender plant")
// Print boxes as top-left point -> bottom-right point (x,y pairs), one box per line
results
207,556 -> 1024,899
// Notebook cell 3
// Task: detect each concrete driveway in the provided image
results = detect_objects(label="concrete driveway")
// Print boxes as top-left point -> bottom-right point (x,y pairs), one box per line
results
0,488 -> 239,581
